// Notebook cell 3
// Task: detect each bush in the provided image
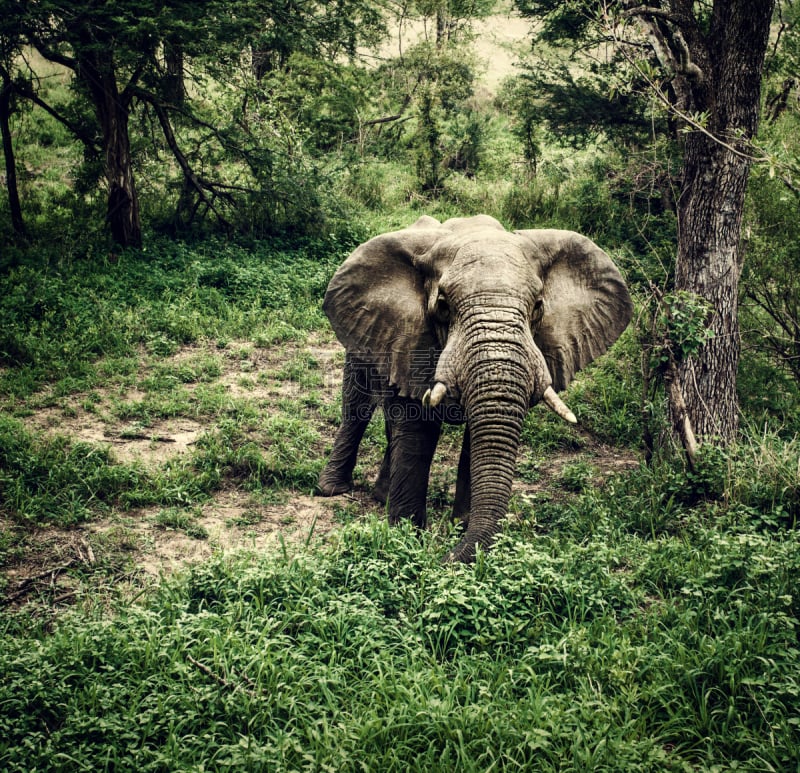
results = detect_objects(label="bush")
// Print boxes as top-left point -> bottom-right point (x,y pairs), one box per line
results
2,512 -> 799,771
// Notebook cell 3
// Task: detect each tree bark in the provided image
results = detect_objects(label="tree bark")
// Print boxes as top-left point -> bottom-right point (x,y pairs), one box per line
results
77,57 -> 142,248
103,101 -> 141,248
0,76 -> 25,239
162,39 -> 185,106
672,0 -> 774,441
59,19 -> 142,248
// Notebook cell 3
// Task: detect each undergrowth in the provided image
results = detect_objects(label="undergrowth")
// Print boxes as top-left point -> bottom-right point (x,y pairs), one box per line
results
1,509 -> 798,771
0,234 -> 359,400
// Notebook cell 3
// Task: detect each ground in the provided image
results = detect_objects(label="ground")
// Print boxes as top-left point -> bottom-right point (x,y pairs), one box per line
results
2,330 -> 639,616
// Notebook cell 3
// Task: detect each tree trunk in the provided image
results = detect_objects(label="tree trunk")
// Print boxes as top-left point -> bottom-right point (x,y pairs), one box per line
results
78,56 -> 142,248
675,134 -> 748,439
104,102 -> 141,248
163,39 -> 185,106
0,77 -> 25,239
673,0 -> 774,441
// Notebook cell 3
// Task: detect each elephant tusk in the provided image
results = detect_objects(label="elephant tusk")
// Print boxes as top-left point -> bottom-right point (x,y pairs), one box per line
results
543,386 -> 577,424
423,382 -> 447,408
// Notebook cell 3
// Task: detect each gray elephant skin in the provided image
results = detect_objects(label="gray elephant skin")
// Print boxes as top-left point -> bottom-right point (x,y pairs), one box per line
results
317,214 -> 633,562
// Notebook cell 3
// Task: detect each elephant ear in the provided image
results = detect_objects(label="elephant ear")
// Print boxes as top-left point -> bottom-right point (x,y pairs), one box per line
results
517,229 -> 633,392
323,219 -> 443,399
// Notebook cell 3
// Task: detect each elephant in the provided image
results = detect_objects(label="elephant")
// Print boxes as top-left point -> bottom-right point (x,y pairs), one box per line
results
317,214 -> 633,562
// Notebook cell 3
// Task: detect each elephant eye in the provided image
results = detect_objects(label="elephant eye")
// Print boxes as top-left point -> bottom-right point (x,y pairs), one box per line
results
434,293 -> 450,322
531,298 -> 544,326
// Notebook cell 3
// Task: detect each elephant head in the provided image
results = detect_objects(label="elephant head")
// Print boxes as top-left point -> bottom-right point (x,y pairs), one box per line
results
323,215 -> 633,561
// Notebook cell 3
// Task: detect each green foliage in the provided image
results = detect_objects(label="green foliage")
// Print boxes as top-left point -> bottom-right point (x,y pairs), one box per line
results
737,348 -> 800,435
191,416 -> 322,493
650,290 -> 715,368
741,152 -> 800,385
0,235 -> 355,397
499,149 -> 677,274
558,459 -> 595,493
503,59 -> 659,149
249,0 -> 388,75
0,418 -> 145,526
552,433 -> 800,543
375,36 -> 484,196
2,504 -> 799,770
0,0 -> 390,243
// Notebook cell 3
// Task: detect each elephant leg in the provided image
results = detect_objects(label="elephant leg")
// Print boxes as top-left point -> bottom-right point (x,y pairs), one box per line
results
385,398 -> 441,529
451,425 -> 471,528
372,411 -> 392,505
317,356 -> 374,496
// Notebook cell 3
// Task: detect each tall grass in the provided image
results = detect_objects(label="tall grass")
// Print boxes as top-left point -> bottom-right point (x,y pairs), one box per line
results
1,511 -> 798,771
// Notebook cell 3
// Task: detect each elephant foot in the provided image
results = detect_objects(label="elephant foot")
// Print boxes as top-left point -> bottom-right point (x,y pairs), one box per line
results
316,469 -> 353,497
372,476 -> 389,506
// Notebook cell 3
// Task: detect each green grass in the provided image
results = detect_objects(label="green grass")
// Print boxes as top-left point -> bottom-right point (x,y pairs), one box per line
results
0,417 -> 146,526
1,512 -> 798,771
153,507 -> 209,539
0,235 -> 355,402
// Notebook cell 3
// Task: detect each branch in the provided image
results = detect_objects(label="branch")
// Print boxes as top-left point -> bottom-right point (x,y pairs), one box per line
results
120,58 -> 151,107
12,79 -> 100,157
621,5 -> 690,26
607,25 -> 763,162
664,354 -> 699,469
648,282 -> 700,470
28,36 -> 77,71
187,655 -> 258,697
133,89 -> 235,229
361,113 -> 405,126
781,173 -> 800,199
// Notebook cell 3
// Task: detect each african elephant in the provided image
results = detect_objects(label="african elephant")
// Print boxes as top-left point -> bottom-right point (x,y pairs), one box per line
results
317,214 -> 632,562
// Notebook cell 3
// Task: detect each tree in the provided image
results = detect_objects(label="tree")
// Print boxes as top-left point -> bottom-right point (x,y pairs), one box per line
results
625,1 -> 774,441
19,0 -> 160,246
515,0 -> 776,443
4,0 -> 395,245
374,1 -> 496,193
9,0 -> 266,246
0,6 -> 27,239
250,0 -> 388,79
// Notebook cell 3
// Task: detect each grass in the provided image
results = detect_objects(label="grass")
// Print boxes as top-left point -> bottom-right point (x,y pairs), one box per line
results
0,417 -> 146,526
0,510 -> 798,771
0,235 -> 355,402
153,507 -> 209,539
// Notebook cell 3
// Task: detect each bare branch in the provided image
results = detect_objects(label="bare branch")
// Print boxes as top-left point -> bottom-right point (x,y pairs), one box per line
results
621,5 -> 689,25
28,37 -> 77,70
139,92 -> 235,230
12,79 -> 100,157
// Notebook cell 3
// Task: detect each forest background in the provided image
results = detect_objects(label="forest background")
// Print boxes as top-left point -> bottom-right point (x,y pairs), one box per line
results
1,1 -> 800,770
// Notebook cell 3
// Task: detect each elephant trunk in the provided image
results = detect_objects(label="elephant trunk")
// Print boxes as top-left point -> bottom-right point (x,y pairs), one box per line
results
446,345 -> 531,563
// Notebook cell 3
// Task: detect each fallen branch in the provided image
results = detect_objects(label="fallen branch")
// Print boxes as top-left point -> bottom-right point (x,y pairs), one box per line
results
4,559 -> 77,604
187,655 -> 258,697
